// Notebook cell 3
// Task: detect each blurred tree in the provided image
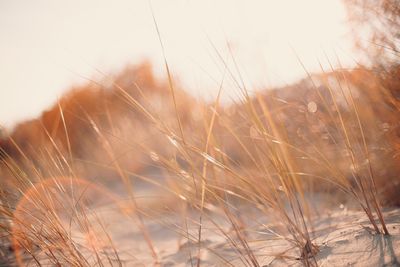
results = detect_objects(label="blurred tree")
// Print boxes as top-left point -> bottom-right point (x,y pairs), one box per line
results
344,0 -> 399,66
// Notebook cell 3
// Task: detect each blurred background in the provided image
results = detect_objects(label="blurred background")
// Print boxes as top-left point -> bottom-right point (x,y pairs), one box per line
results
0,0 -> 354,128
1,0 -> 399,201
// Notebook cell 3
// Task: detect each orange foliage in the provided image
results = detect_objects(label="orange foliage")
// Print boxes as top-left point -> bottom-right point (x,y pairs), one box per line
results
1,63 -> 399,205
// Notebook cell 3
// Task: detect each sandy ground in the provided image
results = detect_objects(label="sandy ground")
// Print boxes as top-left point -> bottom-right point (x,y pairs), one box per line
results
3,178 -> 400,266
79,206 -> 400,266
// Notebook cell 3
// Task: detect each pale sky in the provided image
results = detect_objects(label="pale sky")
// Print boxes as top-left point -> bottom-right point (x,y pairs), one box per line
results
0,0 -> 354,128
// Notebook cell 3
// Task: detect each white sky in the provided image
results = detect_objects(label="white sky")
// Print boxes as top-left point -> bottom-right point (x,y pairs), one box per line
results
0,0 -> 354,128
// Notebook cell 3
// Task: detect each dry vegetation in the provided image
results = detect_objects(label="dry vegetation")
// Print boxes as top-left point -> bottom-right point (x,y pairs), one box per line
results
0,60 -> 399,266
1,1 -> 400,266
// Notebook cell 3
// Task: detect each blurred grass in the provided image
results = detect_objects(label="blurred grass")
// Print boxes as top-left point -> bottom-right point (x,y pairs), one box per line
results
0,61 -> 399,266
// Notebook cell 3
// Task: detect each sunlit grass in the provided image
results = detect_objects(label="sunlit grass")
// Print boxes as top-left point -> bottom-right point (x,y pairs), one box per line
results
0,56 -> 398,266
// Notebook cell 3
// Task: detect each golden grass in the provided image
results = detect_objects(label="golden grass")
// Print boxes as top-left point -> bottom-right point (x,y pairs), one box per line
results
0,61 -> 399,266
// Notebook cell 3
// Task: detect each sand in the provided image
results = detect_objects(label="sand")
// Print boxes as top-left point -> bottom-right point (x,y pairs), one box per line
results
4,179 -> 400,266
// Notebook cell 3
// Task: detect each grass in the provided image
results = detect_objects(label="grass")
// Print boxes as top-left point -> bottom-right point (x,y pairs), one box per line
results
0,59 -> 399,265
